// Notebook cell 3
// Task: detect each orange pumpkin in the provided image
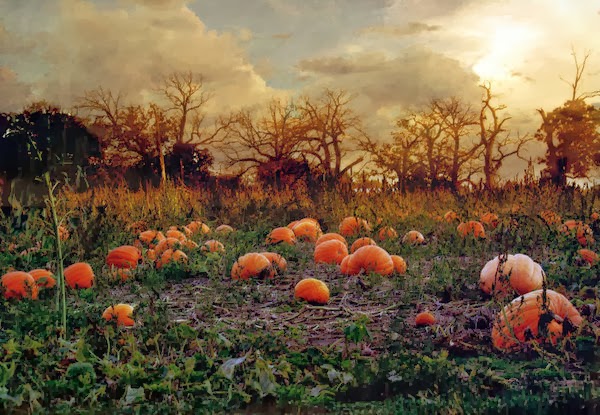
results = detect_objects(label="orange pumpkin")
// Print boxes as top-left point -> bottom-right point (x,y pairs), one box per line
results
156,249 -> 188,269
340,255 -> 354,275
1,271 -> 38,300
577,249 -> 599,266
102,304 -> 135,327
216,224 -> 235,233
443,211 -> 459,222
591,212 -> 599,222
377,226 -> 398,241
314,240 -> 349,265
539,210 -> 562,226
415,312 -> 436,327
187,221 -> 211,235
259,252 -> 287,273
231,253 -> 274,280
316,233 -> 347,247
402,230 -> 425,245
28,269 -> 56,289
64,262 -> 95,289
110,268 -> 133,282
146,249 -> 157,261
266,227 -> 297,245
479,254 -> 543,296
292,221 -> 322,243
339,216 -> 371,237
165,229 -> 187,242
390,255 -> 407,274
154,237 -> 183,256
492,289 -> 583,351
183,240 -> 200,250
480,213 -> 499,229
138,230 -> 165,248
106,245 -> 142,269
201,240 -> 225,253
457,221 -> 486,238
559,220 -> 595,246
350,237 -> 377,253
347,245 -> 394,276
294,278 -> 330,305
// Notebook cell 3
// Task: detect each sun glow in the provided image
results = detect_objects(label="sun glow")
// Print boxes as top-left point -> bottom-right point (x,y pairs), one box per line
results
472,19 -> 540,82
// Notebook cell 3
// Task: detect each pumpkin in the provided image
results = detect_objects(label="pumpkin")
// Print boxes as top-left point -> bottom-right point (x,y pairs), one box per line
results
492,289 -> 583,351
292,221 -> 322,242
347,245 -> 394,276
156,249 -> 188,269
146,249 -> 157,261
102,304 -> 135,327
183,240 -> 199,250
559,220 -> 595,246
402,230 -> 425,245
457,221 -> 486,238
138,230 -> 165,248
165,229 -> 187,241
58,225 -> 70,241
415,312 -> 436,327
231,253 -> 274,280
127,220 -> 147,234
294,278 -> 330,305
539,210 -> 562,226
480,213 -> 499,229
390,255 -> 407,274
314,240 -> 348,265
340,255 -> 354,275
591,212 -> 599,221
216,224 -> 235,233
377,226 -> 398,241
479,254 -> 543,296
28,269 -> 56,289
316,233 -> 347,247
187,221 -> 211,235
577,249 -> 599,266
266,227 -> 297,245
339,216 -> 371,237
106,245 -> 142,269
201,240 -> 225,253
64,262 -> 95,289
259,252 -> 287,273
154,237 -> 183,256
443,211 -> 459,222
350,237 -> 377,253
1,271 -> 38,300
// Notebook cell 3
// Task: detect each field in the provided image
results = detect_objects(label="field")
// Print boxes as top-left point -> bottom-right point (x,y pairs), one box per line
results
0,182 -> 599,414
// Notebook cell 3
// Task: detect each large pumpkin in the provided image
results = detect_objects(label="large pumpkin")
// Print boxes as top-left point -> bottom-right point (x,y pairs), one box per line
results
339,217 -> 371,237
64,262 -> 95,289
479,254 -> 543,296
106,245 -> 142,269
231,253 -> 274,280
266,227 -> 297,245
294,278 -> 330,305
1,271 -> 38,300
492,289 -> 583,351
292,221 -> 322,242
102,304 -> 135,327
346,245 -> 394,276
350,237 -> 377,253
259,252 -> 287,273
28,269 -> 56,289
314,240 -> 348,265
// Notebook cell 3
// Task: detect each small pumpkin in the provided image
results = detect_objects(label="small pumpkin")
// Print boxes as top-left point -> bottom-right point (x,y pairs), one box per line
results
138,230 -> 165,248
591,212 -> 599,222
314,240 -> 348,265
377,226 -> 398,241
480,213 -> 499,229
443,211 -> 459,222
577,249 -> 599,266
154,237 -> 183,256
259,252 -> 287,273
156,249 -> 188,269
266,227 -> 297,245
165,229 -> 187,242
231,253 -> 274,280
216,224 -> 235,233
102,304 -> 135,327
559,220 -> 595,246
492,289 -> 583,351
402,230 -> 425,245
201,240 -> 225,253
539,210 -> 562,226
187,221 -> 211,235
64,262 -> 95,289
106,245 -> 142,269
1,271 -> 38,300
415,312 -> 436,327
183,240 -> 200,250
146,249 -> 157,261
316,233 -> 347,247
294,278 -> 330,305
339,216 -> 371,237
457,221 -> 486,238
28,269 -> 56,289
350,237 -> 377,253
110,268 -> 133,282
390,255 -> 407,274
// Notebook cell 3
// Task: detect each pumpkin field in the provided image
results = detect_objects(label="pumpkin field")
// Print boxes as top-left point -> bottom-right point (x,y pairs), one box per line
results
0,182 -> 599,414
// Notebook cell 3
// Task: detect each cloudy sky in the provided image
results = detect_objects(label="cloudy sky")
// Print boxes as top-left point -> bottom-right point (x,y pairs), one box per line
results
1,0 -> 599,177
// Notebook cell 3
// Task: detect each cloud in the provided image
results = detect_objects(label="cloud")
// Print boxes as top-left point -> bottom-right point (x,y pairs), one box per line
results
8,0 -> 281,116
0,23 -> 36,54
0,66 -> 33,112
357,22 -> 441,37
